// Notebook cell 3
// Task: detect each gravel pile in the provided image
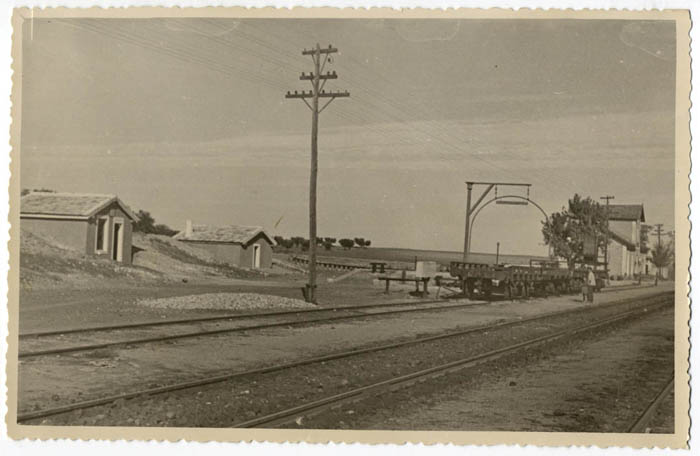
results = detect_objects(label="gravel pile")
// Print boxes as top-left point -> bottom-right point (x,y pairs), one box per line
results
138,292 -> 314,311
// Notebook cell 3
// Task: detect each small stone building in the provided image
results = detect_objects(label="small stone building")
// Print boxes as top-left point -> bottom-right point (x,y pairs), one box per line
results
173,221 -> 275,269
20,192 -> 139,264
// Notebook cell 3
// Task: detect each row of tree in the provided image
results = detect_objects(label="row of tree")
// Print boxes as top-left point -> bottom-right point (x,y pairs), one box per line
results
273,236 -> 371,251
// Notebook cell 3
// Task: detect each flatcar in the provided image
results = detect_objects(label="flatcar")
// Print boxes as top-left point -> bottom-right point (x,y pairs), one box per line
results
449,260 -> 605,299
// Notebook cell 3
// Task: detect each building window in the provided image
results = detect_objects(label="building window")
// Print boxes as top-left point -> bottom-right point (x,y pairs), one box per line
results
96,217 -> 108,252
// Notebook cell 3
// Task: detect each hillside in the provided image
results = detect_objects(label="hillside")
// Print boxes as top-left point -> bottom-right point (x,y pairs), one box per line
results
19,229 -> 264,291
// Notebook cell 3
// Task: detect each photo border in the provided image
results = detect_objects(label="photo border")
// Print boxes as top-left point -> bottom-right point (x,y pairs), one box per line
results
5,6 -> 692,449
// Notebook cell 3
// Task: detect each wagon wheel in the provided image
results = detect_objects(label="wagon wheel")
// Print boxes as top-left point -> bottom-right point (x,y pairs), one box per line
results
482,279 -> 493,300
544,281 -> 556,297
504,281 -> 514,301
514,281 -> 525,299
464,279 -> 475,299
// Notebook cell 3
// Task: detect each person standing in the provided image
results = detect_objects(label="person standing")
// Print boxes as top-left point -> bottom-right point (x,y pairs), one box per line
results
585,267 -> 597,303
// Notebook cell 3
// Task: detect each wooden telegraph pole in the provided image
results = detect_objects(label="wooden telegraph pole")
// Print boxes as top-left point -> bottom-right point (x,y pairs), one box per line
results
600,195 -> 614,277
286,44 -> 349,303
653,223 -> 665,286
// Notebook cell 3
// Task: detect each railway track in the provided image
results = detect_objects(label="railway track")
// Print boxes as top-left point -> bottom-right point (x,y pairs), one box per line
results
234,298 -> 673,428
627,376 -> 675,433
18,299 -> 489,358
19,284 -> 658,359
20,282 -> 650,339
17,290 -> 672,424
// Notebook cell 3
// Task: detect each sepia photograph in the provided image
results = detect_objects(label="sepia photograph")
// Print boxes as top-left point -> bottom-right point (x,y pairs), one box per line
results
6,7 -> 691,448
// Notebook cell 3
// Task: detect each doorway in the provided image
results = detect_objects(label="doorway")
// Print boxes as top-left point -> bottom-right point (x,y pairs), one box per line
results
112,219 -> 124,262
252,244 -> 261,269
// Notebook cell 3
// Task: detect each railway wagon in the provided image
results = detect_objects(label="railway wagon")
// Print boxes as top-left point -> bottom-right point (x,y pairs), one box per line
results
449,261 -> 604,299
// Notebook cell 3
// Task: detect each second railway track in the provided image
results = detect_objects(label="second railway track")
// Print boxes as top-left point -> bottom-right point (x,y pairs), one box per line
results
17,290 -> 672,424
18,299 -> 477,358
18,284 -> 658,359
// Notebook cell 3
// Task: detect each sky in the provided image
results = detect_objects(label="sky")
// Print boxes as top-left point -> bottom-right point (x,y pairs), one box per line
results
19,18 -> 677,255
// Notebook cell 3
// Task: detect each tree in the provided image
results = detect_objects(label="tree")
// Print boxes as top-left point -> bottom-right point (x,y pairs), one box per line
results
273,235 -> 285,246
301,239 -> 310,251
133,210 -> 177,236
22,188 -> 55,196
650,240 -> 673,285
541,194 -> 608,270
339,238 -> 355,249
323,241 -> 333,250
354,237 -> 365,248
133,210 -> 156,233
323,237 -> 336,246
365,240 -> 371,247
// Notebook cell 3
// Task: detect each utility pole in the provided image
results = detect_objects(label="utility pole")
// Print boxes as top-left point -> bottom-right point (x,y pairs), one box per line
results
286,43 -> 350,303
600,195 -> 614,278
654,224 -> 665,247
653,223 -> 665,286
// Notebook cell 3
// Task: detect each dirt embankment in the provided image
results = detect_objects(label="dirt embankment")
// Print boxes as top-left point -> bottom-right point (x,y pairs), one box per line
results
19,230 -> 265,291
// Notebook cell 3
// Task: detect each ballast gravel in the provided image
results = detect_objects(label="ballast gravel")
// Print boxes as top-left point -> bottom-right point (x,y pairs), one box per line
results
138,293 -> 314,311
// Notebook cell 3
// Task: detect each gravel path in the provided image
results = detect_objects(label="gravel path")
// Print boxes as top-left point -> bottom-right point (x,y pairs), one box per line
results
137,292 -> 314,311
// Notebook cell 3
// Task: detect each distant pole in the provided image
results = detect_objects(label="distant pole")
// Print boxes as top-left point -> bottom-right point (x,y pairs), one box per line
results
463,183 -> 473,262
600,195 -> 614,278
286,44 -> 350,303
654,223 -> 664,247
496,242 -> 500,265
653,223 -> 664,286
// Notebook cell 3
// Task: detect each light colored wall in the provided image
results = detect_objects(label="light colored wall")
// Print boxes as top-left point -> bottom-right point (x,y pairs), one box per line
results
239,233 -> 273,269
22,203 -> 134,264
608,218 -> 645,278
181,235 -> 272,269
86,203 -> 134,264
608,241 -> 625,277
20,217 -> 88,252
183,241 -> 242,266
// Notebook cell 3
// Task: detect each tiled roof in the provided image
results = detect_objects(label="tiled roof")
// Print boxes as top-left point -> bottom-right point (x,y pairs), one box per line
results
20,192 -> 138,221
607,204 -> 645,222
174,224 -> 274,245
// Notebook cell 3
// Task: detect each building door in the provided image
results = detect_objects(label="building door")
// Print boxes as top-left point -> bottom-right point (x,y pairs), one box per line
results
252,244 -> 261,269
112,220 -> 124,262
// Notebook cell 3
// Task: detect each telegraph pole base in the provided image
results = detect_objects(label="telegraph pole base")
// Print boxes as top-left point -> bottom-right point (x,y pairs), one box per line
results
302,284 -> 318,304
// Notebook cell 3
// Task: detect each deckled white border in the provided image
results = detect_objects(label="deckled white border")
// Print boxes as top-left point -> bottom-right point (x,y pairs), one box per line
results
0,1 -> 697,456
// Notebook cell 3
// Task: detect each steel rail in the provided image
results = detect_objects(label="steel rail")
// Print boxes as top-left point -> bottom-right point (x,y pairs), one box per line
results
627,376 -> 675,433
18,300 -> 488,358
16,291 -> 672,423
20,286 -> 664,359
234,301 -> 672,428
19,279 -> 656,340
20,298 -> 448,339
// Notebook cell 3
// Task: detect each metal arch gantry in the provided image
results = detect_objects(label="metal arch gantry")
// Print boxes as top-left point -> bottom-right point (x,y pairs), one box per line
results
462,181 -> 533,262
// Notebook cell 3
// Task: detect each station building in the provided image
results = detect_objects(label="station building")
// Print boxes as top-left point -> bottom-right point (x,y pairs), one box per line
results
20,191 -> 139,264
173,221 -> 275,269
606,204 -> 646,279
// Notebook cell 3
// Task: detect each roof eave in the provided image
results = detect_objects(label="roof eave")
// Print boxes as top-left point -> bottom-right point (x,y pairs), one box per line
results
20,213 -> 90,221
